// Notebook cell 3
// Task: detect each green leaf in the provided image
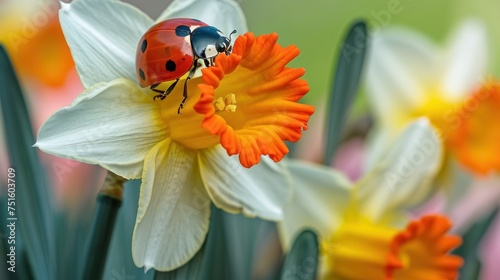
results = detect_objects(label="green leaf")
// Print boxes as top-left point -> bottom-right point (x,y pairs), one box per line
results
324,20 -> 368,165
281,230 -> 319,280
103,179 -> 154,280
79,194 -> 122,280
222,213 -> 282,280
0,194 -> 34,280
0,44 -> 55,279
455,207 -> 499,280
53,208 -> 89,280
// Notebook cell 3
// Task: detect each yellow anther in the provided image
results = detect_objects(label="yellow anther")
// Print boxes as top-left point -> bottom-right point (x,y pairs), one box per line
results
213,97 -> 225,112
214,94 -> 237,112
225,104 -> 237,112
224,93 -> 237,105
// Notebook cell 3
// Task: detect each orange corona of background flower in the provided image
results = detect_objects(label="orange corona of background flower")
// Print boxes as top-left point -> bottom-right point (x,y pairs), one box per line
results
386,215 -> 463,280
2,16 -> 74,87
449,81 -> 500,175
322,215 -> 462,280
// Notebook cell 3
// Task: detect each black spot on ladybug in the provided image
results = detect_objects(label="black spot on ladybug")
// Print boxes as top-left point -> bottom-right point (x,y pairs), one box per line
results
139,68 -> 146,80
141,39 -> 148,53
182,57 -> 186,61
165,60 -> 176,72
175,25 -> 191,37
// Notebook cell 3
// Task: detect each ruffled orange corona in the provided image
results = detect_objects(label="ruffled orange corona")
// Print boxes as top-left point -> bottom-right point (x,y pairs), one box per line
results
322,215 -> 462,280
159,32 -> 314,168
448,81 -> 500,174
386,215 -> 463,280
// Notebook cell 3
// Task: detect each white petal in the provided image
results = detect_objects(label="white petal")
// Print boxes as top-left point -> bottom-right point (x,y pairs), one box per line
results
132,139 -> 210,271
157,0 -> 248,34
366,28 -> 440,124
356,118 -> 443,222
440,19 -> 488,101
60,0 -> 153,87
198,145 -> 289,221
363,125 -> 397,172
278,160 -> 351,251
35,79 -> 167,179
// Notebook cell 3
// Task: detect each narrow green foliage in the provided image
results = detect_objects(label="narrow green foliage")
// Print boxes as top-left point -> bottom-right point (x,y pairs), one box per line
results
0,44 -> 55,279
281,230 -> 319,280
103,179 -> 154,280
455,207 -> 499,280
80,194 -> 122,280
324,20 -> 368,165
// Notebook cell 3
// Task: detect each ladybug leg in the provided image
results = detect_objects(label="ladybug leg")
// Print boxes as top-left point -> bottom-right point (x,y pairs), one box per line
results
178,62 -> 198,114
225,45 -> 232,55
152,79 -> 179,101
150,83 -> 164,94
203,59 -> 210,68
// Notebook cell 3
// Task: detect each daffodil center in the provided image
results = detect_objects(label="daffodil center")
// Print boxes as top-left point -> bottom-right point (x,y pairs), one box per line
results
213,93 -> 237,113
191,32 -> 313,167
410,93 -> 460,139
157,78 -> 220,150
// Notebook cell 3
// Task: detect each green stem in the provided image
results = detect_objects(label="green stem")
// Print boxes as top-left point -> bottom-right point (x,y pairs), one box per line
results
80,172 -> 125,280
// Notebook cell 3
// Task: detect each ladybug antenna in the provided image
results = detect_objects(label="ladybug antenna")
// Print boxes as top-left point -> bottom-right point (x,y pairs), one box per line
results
229,30 -> 237,42
224,30 -> 237,55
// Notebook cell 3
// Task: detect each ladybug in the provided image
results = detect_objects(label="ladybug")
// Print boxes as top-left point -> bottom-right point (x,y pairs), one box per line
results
135,18 -> 236,114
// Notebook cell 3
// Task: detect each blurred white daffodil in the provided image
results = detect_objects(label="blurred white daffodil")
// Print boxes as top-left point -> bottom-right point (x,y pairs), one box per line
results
280,119 -> 463,279
366,20 -> 494,180
35,0 -> 314,271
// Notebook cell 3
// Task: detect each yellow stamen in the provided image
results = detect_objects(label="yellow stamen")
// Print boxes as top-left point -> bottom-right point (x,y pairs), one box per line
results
224,93 -> 237,105
225,104 -> 237,112
213,93 -> 237,112
213,97 -> 226,112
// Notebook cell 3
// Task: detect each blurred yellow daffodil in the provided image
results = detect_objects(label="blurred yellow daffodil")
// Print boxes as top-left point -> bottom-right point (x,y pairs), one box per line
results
280,119 -> 463,279
365,20 -> 493,181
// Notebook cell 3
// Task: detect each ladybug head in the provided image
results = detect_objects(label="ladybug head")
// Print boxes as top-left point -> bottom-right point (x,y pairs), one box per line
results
216,30 -> 237,55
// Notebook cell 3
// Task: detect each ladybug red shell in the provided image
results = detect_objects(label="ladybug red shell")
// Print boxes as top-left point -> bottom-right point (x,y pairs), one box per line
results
135,18 -> 236,114
136,18 -> 206,87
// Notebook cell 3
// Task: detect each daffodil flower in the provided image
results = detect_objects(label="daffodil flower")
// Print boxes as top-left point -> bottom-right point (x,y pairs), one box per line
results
365,20 -> 489,180
34,0 -> 314,271
280,119 -> 463,279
